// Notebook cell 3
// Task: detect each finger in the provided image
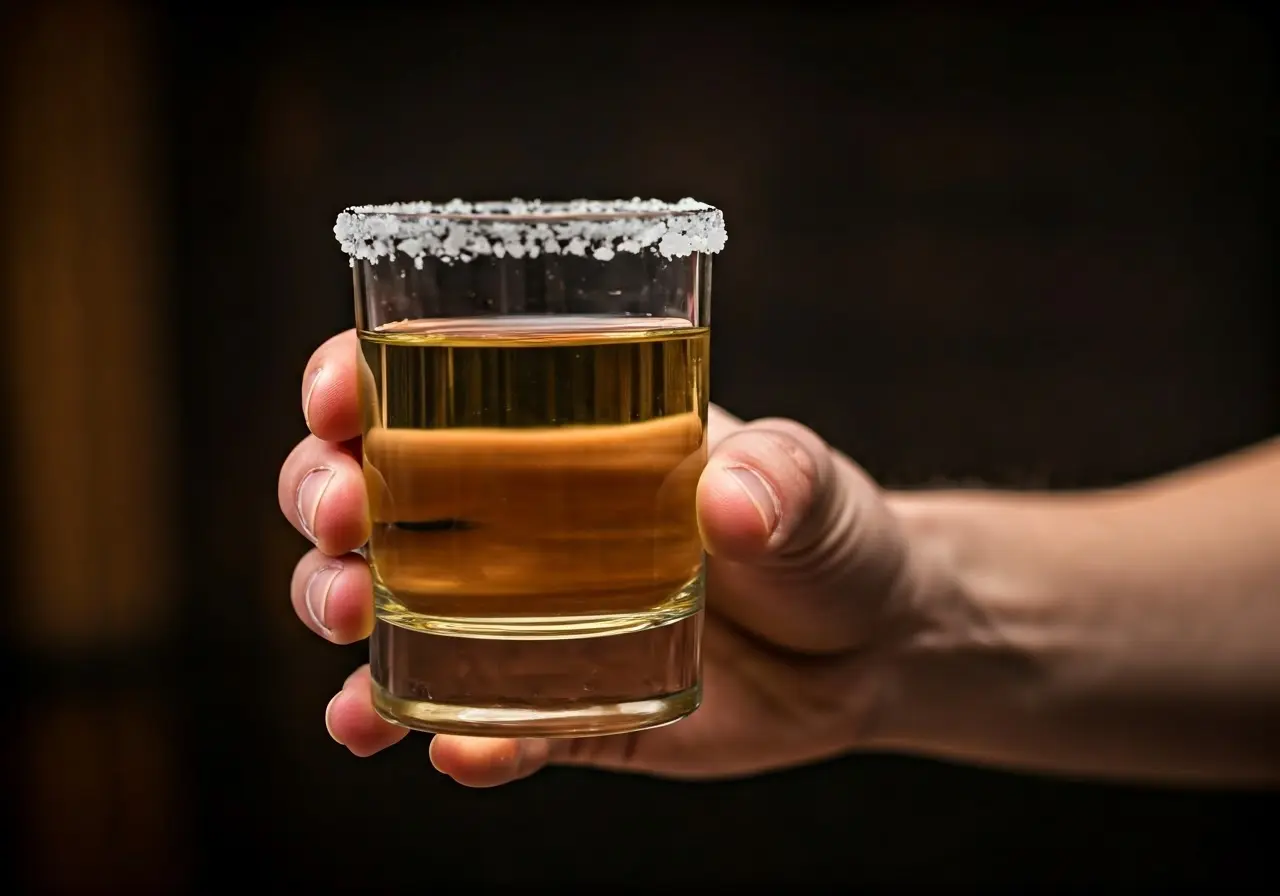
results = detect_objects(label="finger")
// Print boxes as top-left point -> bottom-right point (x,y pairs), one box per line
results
303,329 -> 362,442
697,418 -> 838,563
699,418 -> 902,652
429,736 -> 551,788
429,724 -> 694,786
290,549 -> 374,644
324,666 -> 410,757
278,434 -> 370,555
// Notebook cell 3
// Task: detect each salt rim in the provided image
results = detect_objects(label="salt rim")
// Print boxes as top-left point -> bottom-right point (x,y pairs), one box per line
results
334,197 -> 727,268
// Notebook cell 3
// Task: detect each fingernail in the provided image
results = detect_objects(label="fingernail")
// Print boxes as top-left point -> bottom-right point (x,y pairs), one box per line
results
303,366 -> 325,430
304,563 -> 343,636
728,466 -> 780,535
324,693 -> 343,743
296,466 -> 335,542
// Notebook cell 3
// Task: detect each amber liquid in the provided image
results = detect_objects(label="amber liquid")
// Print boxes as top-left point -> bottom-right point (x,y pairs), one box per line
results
359,316 -> 709,736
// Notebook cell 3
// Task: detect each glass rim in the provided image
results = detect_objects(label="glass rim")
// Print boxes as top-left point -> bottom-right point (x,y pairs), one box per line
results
335,197 -> 727,265
342,198 -> 714,223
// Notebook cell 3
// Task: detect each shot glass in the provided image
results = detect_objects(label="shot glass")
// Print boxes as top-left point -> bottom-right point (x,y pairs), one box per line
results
333,198 -> 727,737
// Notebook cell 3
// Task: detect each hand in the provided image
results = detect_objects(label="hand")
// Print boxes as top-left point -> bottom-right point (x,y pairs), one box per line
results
278,330 -> 934,786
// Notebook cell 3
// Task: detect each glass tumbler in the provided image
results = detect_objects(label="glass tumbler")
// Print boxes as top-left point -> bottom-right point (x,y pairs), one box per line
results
333,198 -> 727,737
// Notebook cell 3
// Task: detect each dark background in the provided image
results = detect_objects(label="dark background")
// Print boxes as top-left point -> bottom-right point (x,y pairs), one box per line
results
3,2 -> 1276,890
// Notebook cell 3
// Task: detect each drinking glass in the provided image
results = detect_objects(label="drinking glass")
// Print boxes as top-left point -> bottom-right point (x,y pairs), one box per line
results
334,198 -> 726,737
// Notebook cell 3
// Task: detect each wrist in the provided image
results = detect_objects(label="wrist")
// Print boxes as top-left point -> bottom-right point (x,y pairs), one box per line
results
864,489 -> 1107,768
859,453 -> 1280,786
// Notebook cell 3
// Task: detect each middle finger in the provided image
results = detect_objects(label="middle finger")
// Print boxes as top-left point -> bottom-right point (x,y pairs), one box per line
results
279,434 -> 370,555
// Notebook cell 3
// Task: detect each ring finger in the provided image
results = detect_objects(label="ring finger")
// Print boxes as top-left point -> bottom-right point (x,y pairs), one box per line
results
290,548 -> 374,644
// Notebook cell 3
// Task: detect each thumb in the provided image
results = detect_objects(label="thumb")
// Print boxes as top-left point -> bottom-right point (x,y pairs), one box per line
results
696,418 -> 905,652
698,418 -> 860,570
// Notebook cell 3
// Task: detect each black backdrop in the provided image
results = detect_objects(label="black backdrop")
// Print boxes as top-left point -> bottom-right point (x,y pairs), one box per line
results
16,4 -> 1278,890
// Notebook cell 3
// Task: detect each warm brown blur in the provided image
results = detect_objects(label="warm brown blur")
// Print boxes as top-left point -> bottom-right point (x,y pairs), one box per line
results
3,5 -> 173,650
3,3 -> 183,890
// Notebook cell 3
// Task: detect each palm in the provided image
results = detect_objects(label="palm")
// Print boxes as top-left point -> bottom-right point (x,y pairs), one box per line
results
520,410 -> 914,780
546,551 -> 893,779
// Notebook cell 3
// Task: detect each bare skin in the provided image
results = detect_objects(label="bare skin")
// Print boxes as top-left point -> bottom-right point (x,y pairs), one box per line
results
278,329 -> 1280,788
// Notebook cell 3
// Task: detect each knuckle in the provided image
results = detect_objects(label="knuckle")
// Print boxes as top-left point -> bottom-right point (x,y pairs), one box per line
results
762,430 -> 820,484
719,420 -> 827,490
749,417 -> 825,453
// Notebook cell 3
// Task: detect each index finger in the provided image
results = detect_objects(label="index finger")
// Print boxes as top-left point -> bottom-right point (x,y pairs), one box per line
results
303,329 -> 362,442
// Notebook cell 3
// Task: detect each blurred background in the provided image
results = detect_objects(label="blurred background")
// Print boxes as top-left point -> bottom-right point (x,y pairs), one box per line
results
3,1 -> 1276,890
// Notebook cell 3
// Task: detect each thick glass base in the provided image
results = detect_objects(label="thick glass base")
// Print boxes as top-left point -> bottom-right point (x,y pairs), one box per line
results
371,679 -> 701,738
368,610 -> 704,738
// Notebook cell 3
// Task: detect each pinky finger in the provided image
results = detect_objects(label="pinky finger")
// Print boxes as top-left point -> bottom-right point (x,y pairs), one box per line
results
429,735 -> 551,788
325,665 -> 410,758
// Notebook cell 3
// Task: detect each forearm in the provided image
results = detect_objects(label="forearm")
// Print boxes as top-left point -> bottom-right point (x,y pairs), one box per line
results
876,439 -> 1280,787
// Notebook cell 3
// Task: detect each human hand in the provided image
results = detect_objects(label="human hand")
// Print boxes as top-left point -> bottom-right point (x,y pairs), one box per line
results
278,330 -> 934,786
